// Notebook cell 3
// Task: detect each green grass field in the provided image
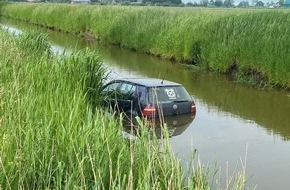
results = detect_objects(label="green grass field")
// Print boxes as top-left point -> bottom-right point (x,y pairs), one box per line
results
0,2 -> 289,90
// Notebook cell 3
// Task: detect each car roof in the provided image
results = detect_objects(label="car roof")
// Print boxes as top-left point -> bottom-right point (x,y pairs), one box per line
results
112,78 -> 182,87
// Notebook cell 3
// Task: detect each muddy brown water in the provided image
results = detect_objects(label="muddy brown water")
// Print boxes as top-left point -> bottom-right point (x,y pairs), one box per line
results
1,17 -> 290,190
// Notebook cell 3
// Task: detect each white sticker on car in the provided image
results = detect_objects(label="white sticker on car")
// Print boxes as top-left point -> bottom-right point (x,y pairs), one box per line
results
165,89 -> 176,99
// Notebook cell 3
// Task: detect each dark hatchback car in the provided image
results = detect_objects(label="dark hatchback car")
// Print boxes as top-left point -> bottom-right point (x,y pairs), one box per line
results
101,78 -> 196,132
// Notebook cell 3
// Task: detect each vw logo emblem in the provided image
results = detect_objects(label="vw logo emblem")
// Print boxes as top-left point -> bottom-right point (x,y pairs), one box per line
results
173,104 -> 178,110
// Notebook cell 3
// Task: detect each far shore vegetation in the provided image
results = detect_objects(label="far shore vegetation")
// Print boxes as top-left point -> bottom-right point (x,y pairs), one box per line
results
0,27 -> 249,189
0,0 -> 287,8
0,2 -> 289,90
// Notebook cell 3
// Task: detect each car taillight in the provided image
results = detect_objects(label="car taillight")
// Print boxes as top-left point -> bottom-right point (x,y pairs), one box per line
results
191,103 -> 196,113
142,105 -> 156,117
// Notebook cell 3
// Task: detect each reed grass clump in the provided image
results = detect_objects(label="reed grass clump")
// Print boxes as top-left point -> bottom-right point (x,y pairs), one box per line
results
0,3 -> 289,89
16,29 -> 51,55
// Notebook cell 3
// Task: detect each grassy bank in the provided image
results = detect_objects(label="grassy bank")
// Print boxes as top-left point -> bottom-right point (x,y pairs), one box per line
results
0,3 -> 289,90
0,27 -> 245,189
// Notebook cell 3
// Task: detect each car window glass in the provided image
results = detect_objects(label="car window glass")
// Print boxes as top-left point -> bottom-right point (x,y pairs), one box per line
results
119,83 -> 137,94
102,82 -> 120,92
130,85 -> 136,94
118,83 -> 137,99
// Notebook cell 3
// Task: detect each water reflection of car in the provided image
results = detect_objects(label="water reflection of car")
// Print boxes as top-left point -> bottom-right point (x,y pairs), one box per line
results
101,78 -> 196,137
123,113 -> 195,139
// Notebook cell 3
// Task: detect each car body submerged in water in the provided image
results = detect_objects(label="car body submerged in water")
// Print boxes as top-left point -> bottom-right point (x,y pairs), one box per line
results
101,78 -> 196,137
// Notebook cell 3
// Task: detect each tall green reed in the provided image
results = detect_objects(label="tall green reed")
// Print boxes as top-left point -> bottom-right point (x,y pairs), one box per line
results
16,29 -> 51,55
0,29 -> 116,188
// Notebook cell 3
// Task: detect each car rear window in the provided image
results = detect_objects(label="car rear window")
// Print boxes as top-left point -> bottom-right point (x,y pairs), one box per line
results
149,86 -> 192,103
